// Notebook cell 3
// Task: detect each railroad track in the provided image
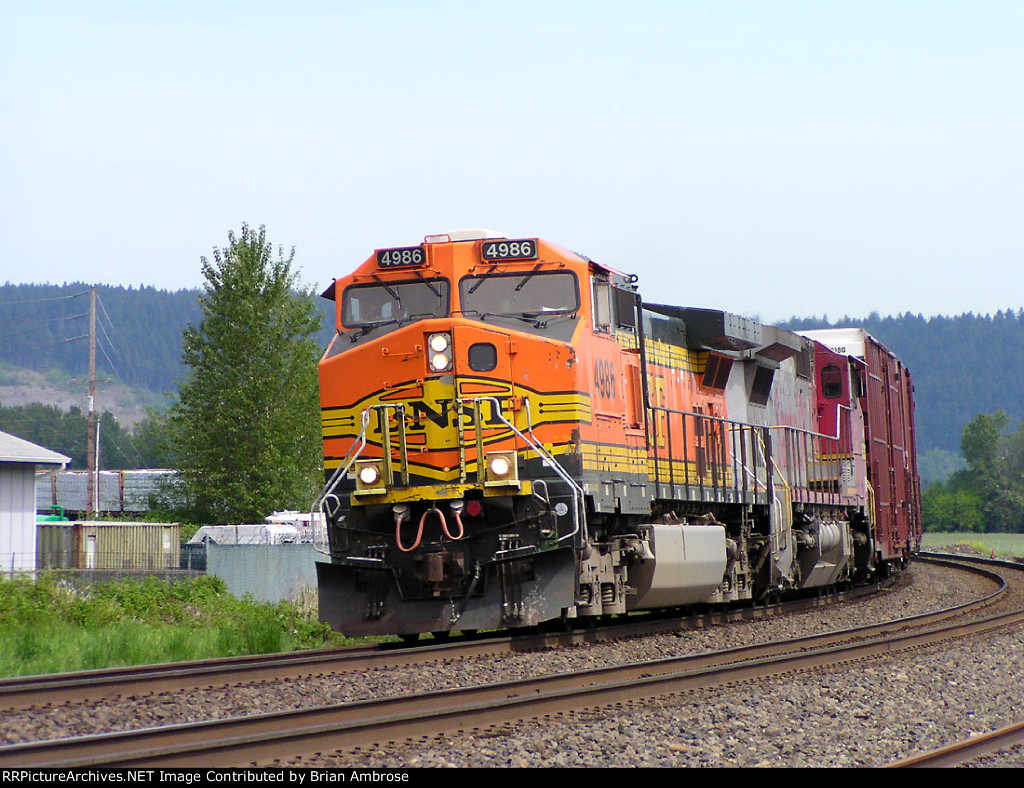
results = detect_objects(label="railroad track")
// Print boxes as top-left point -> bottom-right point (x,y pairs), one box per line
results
888,718 -> 1024,767
0,554 -> 1016,768
0,571 -> 901,713
881,553 -> 1024,768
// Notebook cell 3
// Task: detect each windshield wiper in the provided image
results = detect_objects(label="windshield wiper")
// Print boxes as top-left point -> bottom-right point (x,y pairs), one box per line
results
467,265 -> 499,295
479,312 -> 545,328
350,318 -> 402,341
514,263 -> 543,292
348,312 -> 439,342
413,270 -> 442,298
372,274 -> 402,305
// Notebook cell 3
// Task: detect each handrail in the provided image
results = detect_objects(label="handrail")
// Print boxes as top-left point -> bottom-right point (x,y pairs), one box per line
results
652,403 -> 850,445
469,396 -> 588,547
310,408 -> 372,556
310,404 -> 408,556
522,396 -> 589,547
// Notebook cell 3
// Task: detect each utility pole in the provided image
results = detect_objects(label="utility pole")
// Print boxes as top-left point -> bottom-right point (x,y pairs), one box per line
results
86,286 -> 97,517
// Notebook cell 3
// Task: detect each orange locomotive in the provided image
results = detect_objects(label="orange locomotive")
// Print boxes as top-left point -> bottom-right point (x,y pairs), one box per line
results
315,230 -> 921,637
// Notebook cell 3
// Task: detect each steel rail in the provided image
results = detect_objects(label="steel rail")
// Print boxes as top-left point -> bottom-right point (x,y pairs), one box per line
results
887,718 -> 1024,768
0,644 -> 382,712
0,557 -> 1014,769
881,553 -> 1024,768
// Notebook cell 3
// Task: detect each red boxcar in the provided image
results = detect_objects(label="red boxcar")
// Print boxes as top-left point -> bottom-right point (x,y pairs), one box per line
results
802,328 -> 921,563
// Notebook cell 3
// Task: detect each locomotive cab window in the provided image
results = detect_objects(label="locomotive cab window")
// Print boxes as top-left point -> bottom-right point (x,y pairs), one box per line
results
341,279 -> 450,332
749,364 -> 775,406
852,367 -> 867,398
458,271 -> 579,330
821,364 -> 844,399
592,276 -> 612,333
702,352 -> 733,390
614,287 -> 638,331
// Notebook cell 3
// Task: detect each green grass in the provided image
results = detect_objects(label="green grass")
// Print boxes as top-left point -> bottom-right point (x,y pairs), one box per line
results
922,532 -> 1024,557
0,573 -> 353,678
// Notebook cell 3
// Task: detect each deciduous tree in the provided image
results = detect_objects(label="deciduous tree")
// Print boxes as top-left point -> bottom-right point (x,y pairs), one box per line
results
952,410 -> 1024,533
169,224 -> 322,523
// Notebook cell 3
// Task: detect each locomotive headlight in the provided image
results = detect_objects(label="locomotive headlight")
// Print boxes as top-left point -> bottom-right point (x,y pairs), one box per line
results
427,333 -> 453,372
358,465 -> 381,485
430,352 -> 451,371
489,456 -> 512,477
354,460 -> 386,495
483,450 -> 519,487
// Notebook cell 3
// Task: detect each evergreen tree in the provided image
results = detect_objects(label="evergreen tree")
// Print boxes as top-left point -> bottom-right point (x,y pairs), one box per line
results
0,403 -> 88,468
168,225 -> 322,524
0,403 -> 164,470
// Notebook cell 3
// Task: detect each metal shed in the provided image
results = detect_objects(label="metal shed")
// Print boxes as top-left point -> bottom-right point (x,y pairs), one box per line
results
36,521 -> 181,570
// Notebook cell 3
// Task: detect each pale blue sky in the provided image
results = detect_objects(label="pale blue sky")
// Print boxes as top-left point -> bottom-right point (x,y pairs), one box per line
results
2,1 -> 1021,322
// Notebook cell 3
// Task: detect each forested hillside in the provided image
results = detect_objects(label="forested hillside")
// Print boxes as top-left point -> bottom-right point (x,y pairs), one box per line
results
2,284 -> 1023,478
0,283 -> 335,396
0,284 -> 203,394
780,310 -> 1024,457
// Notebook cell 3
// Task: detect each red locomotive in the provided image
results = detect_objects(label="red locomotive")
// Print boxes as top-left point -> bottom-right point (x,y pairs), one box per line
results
314,231 -> 921,637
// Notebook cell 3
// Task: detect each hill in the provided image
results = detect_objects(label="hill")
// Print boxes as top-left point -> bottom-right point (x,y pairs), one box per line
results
0,283 -> 336,414
779,310 -> 1024,456
0,366 -> 160,428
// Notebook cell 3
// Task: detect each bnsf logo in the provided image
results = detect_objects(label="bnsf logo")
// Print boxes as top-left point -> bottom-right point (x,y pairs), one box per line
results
371,397 -> 515,434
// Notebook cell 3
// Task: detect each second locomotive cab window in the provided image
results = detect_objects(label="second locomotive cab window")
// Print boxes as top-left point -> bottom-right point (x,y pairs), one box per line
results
458,272 -> 579,325
341,280 -> 450,330
749,365 -> 775,406
821,364 -> 844,399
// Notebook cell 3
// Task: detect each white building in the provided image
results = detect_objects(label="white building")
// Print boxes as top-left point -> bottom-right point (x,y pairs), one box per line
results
0,430 -> 70,574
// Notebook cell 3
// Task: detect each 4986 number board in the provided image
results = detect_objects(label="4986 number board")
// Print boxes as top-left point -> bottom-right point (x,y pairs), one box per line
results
376,246 -> 426,268
480,239 -> 538,261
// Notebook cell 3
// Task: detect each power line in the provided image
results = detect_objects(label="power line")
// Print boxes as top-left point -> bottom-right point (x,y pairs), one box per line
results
1,335 -> 89,355
94,315 -> 121,377
0,312 -> 89,342
0,290 -> 90,305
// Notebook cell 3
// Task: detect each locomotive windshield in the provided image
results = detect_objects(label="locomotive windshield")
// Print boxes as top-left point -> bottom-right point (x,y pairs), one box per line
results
341,279 -> 450,335
458,271 -> 579,337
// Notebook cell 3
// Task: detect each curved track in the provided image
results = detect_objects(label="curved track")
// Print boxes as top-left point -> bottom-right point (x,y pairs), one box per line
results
0,570 -> 903,713
0,554 -> 1016,768
888,718 -> 1024,767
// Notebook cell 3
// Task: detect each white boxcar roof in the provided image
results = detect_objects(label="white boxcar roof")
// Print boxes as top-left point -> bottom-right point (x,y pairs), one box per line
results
798,328 -> 870,359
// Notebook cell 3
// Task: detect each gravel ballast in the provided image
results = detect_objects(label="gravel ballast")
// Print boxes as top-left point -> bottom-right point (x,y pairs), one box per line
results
5,560 -> 1023,767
